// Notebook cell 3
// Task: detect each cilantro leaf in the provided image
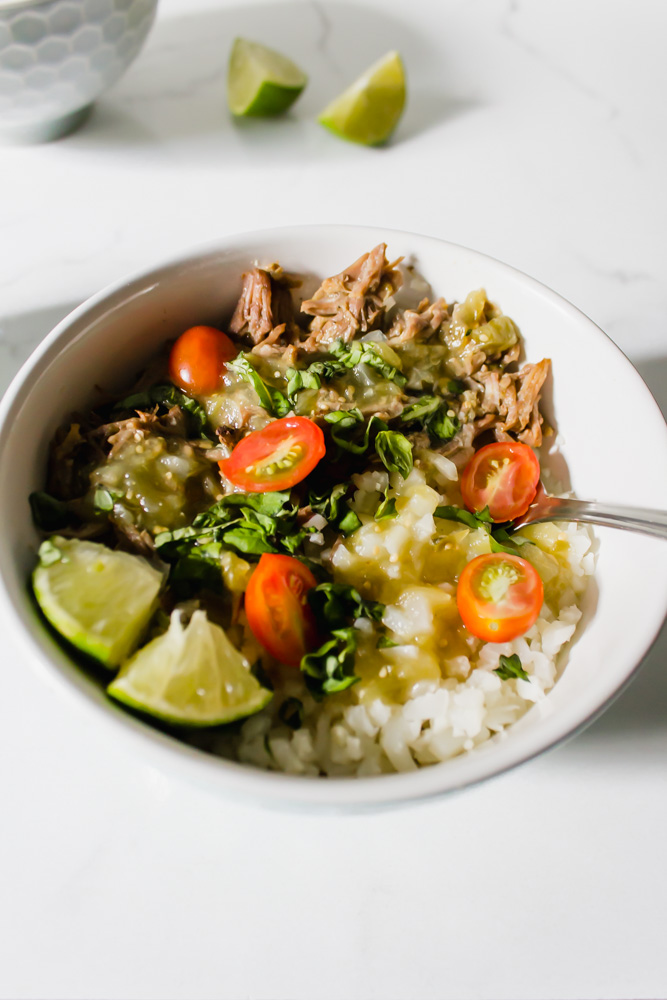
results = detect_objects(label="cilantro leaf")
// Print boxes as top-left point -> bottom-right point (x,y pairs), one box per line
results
375,430 -> 413,479
29,492 -> 72,531
494,653 -> 529,681
301,627 -> 360,699
278,697 -> 304,730
375,492 -> 397,521
308,582 -> 384,631
329,339 -> 407,388
399,396 -> 441,423
285,367 -> 323,404
428,409 -> 460,441
92,487 -> 124,513
434,505 -> 493,530
308,483 -> 361,536
399,394 -> 460,443
322,409 -> 388,454
155,491 -> 306,570
302,582 -> 385,698
434,504 -> 531,555
285,359 -> 349,406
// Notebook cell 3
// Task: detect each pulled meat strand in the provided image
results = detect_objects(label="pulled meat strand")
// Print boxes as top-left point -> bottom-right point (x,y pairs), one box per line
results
442,357 -> 551,465
300,243 -> 403,350
386,297 -> 448,345
229,264 -> 299,347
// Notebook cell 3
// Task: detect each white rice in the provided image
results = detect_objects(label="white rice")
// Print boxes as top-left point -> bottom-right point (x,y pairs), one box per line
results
227,467 -> 595,778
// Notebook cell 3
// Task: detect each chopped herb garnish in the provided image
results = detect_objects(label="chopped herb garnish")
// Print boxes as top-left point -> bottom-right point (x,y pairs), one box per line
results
399,394 -> 460,443
308,483 -> 361,536
494,653 -> 529,681
301,582 -> 385,698
322,409 -> 388,455
435,504 -> 493,530
447,379 -> 466,395
308,582 -> 384,631
377,634 -> 399,649
434,504 -> 530,555
428,409 -> 460,442
375,430 -> 413,479
92,488 -> 123,513
278,697 -> 304,729
329,339 -> 407,388
301,627 -> 360,699
285,366 -> 324,404
29,492 -> 71,531
375,491 -> 398,521
155,491 -> 307,570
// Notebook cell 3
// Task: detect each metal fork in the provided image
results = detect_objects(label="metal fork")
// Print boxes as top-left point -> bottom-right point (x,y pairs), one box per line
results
512,482 -> 667,540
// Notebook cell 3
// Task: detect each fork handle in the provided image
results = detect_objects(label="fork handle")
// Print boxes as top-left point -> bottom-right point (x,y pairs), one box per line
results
526,496 -> 667,540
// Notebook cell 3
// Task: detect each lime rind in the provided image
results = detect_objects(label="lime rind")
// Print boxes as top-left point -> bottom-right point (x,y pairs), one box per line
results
318,50 -> 406,146
107,610 -> 273,728
227,37 -> 307,117
32,537 -> 163,669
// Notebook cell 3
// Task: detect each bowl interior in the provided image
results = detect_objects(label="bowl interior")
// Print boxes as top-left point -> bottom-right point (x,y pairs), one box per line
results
1,226 -> 666,808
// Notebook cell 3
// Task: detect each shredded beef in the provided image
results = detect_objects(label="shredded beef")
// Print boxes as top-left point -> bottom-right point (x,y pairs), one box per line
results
300,243 -> 403,350
386,297 -> 448,345
229,264 -> 299,347
470,358 -> 551,446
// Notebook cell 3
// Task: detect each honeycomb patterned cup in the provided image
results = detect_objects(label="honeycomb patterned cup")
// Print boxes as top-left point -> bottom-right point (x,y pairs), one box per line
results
0,0 -> 158,141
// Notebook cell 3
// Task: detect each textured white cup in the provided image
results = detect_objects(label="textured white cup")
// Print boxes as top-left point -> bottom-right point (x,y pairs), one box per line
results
0,0 -> 157,141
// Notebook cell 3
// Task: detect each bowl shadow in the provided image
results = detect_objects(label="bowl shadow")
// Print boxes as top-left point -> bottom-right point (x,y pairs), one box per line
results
557,350 -> 667,752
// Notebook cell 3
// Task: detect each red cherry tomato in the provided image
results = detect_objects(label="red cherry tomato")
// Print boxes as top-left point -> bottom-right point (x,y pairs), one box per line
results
461,441 -> 540,522
244,554 -> 319,667
456,552 -> 544,643
169,325 -> 237,395
220,417 -> 326,493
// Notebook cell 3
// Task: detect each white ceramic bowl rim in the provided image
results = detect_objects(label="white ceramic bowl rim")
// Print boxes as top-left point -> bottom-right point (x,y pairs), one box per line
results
1,224 -> 666,811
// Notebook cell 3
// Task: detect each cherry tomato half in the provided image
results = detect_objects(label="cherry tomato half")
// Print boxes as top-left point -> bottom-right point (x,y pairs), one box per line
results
220,416 -> 326,493
456,552 -> 543,643
244,554 -> 319,667
461,441 -> 540,522
169,325 -> 237,395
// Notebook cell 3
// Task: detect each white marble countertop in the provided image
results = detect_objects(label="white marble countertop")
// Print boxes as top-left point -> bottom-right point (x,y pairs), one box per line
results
1,1 -> 666,998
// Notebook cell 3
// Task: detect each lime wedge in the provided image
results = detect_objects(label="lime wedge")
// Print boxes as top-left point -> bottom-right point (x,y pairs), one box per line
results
318,51 -> 406,146
227,37 -> 307,117
32,537 -> 163,668
108,610 -> 272,727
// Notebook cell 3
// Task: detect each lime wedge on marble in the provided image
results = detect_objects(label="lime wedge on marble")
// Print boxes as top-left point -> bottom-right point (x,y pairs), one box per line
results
227,37 -> 307,116
108,610 -> 272,727
318,51 -> 406,145
32,537 -> 163,669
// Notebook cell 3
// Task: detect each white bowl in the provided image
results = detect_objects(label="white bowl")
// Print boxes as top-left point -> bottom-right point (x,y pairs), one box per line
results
0,0 -> 158,142
1,225 -> 665,810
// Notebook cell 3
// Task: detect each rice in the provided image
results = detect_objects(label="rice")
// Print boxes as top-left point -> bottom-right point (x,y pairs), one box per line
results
215,446 -> 595,777
230,466 -> 594,778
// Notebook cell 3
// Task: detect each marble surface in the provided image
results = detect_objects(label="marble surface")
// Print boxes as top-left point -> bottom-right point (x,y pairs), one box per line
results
1,1 -> 666,998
